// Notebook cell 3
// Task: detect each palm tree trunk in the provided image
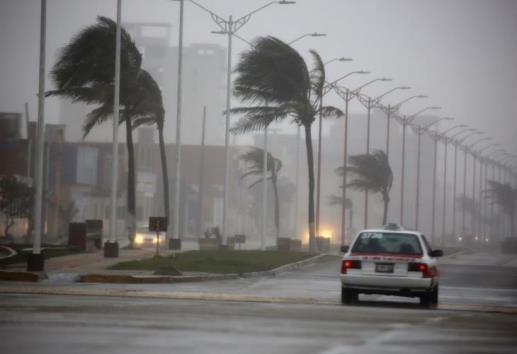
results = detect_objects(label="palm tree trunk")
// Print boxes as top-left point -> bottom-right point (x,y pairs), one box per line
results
5,218 -> 15,238
304,123 -> 316,253
158,125 -> 169,221
125,111 -> 136,247
382,192 -> 390,226
272,172 -> 280,243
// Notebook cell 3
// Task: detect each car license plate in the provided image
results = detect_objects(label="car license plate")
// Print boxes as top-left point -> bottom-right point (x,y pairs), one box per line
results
375,263 -> 394,273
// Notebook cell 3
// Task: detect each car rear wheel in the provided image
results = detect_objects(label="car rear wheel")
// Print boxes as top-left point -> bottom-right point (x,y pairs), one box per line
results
341,288 -> 358,305
431,285 -> 439,306
420,286 -> 438,309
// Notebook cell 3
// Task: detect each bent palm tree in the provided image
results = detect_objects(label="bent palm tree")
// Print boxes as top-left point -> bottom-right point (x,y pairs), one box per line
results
47,17 -> 145,246
337,150 -> 393,225
122,70 -> 169,224
230,37 -> 343,252
485,180 -> 517,237
240,147 -> 282,240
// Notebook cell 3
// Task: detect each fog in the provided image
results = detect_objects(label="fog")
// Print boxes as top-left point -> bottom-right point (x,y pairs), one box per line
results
0,0 -> 516,245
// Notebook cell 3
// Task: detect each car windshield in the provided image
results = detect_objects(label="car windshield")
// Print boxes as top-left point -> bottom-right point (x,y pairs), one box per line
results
351,232 -> 423,256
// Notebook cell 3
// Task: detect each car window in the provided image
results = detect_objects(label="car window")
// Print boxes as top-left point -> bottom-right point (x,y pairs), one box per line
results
421,235 -> 432,254
351,232 -> 423,256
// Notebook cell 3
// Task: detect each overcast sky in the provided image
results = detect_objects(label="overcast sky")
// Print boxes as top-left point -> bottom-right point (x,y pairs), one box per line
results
1,0 -> 516,156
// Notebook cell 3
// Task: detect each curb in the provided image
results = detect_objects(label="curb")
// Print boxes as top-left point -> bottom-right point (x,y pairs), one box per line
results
240,253 -> 330,278
0,270 -> 45,282
79,273 -> 239,284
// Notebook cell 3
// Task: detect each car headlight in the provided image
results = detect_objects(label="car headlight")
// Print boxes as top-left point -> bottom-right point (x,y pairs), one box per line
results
135,234 -> 144,244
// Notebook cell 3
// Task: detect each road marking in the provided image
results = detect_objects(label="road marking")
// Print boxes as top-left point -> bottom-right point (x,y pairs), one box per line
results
0,286 -> 516,314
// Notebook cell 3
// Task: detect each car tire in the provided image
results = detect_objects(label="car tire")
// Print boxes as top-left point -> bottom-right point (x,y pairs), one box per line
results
420,287 -> 438,309
431,285 -> 439,306
341,288 -> 358,305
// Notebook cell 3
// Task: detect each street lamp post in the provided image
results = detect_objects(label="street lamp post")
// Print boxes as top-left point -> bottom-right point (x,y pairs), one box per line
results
309,53 -> 350,247
188,0 -> 295,242
476,143 -> 498,239
427,118 -> 455,242
397,106 -> 440,227
28,0 -> 47,271
105,0 -> 122,257
354,78 -> 393,228
438,122 -> 464,245
468,137 -> 491,236
171,0 -> 184,248
326,74 -> 371,246
413,119 -> 455,231
448,127 -> 473,238
459,131 -> 483,235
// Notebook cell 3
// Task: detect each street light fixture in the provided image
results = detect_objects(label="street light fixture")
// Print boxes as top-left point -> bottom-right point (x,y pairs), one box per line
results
392,95 -> 428,110
188,0 -> 295,243
398,106 -> 441,226
324,70 -> 370,94
352,78 -> 392,95
324,57 -> 353,65
374,86 -> 411,103
289,32 -> 326,44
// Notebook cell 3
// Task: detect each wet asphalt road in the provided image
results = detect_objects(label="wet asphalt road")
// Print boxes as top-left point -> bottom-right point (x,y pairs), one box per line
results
0,250 -> 516,354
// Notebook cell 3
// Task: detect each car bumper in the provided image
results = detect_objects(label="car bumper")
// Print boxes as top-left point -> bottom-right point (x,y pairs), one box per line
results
340,274 -> 435,292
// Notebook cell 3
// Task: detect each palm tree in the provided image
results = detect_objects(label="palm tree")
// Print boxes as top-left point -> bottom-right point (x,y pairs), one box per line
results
47,17 -> 149,246
240,146 -> 282,240
485,180 -> 517,237
122,70 -> 169,226
337,150 -> 393,225
230,36 -> 343,252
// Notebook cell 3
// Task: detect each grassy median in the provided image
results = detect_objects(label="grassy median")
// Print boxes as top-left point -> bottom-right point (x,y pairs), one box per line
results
109,250 -> 312,274
0,245 -> 82,267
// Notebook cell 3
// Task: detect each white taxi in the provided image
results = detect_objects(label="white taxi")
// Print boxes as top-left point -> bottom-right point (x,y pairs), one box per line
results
340,225 -> 443,308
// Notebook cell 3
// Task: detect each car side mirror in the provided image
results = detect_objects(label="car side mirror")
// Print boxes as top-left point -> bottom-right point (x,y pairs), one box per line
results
340,245 -> 349,253
430,249 -> 443,258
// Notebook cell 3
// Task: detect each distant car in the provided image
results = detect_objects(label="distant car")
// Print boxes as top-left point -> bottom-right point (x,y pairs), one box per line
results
340,225 -> 443,308
134,226 -> 164,247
